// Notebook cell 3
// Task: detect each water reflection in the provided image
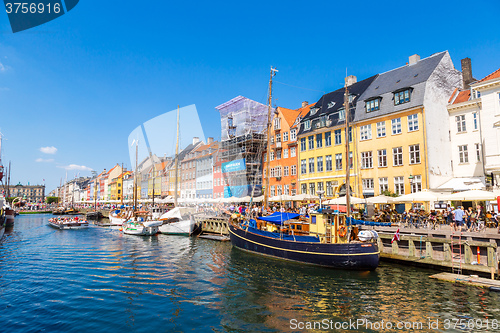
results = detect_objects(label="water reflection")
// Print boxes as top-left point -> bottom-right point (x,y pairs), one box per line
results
1,215 -> 500,333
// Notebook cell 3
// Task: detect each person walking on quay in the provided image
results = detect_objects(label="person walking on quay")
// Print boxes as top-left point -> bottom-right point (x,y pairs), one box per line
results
452,206 -> 465,232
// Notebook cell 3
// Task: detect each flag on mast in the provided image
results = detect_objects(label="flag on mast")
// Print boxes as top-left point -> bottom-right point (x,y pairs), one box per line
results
391,228 -> 400,243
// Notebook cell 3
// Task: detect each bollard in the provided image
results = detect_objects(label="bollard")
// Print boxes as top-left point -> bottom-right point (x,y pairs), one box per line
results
477,246 -> 480,265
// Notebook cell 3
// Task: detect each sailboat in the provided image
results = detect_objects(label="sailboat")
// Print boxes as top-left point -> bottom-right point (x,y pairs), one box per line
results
158,106 -> 197,235
0,134 -> 11,234
227,68 -> 382,270
122,139 -> 162,235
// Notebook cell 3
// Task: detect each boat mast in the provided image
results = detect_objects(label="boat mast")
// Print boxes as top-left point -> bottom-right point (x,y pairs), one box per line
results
134,140 -> 138,213
120,162 -> 124,206
7,161 -> 11,199
344,82 -> 351,218
264,67 -> 277,211
174,105 -> 180,207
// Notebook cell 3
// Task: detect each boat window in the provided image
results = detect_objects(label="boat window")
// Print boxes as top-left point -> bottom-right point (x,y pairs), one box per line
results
311,216 -> 316,224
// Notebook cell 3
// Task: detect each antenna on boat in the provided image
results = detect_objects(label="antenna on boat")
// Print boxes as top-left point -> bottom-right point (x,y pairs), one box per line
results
264,67 -> 278,211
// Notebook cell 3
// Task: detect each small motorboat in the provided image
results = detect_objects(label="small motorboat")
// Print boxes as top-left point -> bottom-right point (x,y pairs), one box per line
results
122,211 -> 161,236
48,216 -> 89,230
158,207 -> 196,236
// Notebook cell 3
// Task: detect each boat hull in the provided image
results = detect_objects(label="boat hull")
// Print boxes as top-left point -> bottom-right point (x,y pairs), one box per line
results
48,221 -> 89,230
122,224 -> 158,236
5,208 -> 15,227
158,219 -> 195,235
228,224 -> 380,270
109,215 -> 126,226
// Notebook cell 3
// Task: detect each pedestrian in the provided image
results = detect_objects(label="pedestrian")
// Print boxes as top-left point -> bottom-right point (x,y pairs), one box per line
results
452,206 -> 465,232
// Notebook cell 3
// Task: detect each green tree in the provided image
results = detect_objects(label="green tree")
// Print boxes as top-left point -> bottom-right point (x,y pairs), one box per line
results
46,196 -> 59,204
381,190 -> 399,197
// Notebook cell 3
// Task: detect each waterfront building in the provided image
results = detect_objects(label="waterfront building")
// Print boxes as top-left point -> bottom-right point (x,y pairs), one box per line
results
263,103 -> 312,198
298,52 -> 461,199
216,96 -> 268,197
444,58 -> 485,190
104,165 -> 123,200
297,75 -> 377,198
9,184 -> 45,203
180,138 -> 204,199
122,172 -> 134,200
213,150 -> 223,199
195,138 -> 218,199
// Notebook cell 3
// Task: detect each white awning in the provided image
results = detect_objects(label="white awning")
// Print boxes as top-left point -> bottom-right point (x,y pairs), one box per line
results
436,177 -> 485,191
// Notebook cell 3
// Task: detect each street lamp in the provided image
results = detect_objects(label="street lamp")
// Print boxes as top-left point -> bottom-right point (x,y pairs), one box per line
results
317,190 -> 325,210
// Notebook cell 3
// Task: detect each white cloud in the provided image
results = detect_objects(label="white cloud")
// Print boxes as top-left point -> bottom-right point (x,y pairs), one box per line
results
59,164 -> 93,171
36,158 -> 54,163
0,62 -> 5,72
39,146 -> 58,154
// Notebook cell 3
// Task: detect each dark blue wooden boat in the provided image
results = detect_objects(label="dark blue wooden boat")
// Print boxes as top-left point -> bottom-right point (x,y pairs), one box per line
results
228,212 -> 381,270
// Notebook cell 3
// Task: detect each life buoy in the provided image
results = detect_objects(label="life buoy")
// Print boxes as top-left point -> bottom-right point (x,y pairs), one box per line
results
338,225 -> 347,238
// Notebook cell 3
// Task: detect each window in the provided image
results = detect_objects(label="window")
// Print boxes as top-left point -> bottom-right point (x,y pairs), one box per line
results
304,120 -> 311,130
360,124 -> 372,140
275,167 -> 282,177
326,181 -> 334,196
270,186 -> 275,197
291,147 -> 296,157
394,176 -> 405,195
475,143 -> 481,162
290,129 -> 297,141
316,133 -> 323,148
335,153 -> 342,170
361,151 -> 373,169
284,184 -> 289,195
338,108 -> 345,120
283,149 -> 288,159
348,127 -> 353,142
308,136 -> 314,150
377,121 -> 386,138
410,175 -> 422,193
349,152 -> 353,168
408,114 -> 419,132
309,158 -> 315,173
300,138 -> 306,151
379,177 -> 388,193
472,89 -> 481,99
392,118 -> 402,135
276,150 -> 281,160
378,149 -> 387,167
366,98 -> 380,112
301,183 -> 307,194
274,117 -> 281,130
473,113 -> 478,130
301,160 -> 307,174
409,144 -> 420,164
276,133 -> 281,142
270,137 -> 274,144
326,155 -> 332,171
270,151 -> 274,161
283,131 -> 289,141
456,115 -> 466,133
291,165 -> 297,175
334,129 -> 342,145
325,132 -> 331,146
317,182 -> 324,194
309,183 -> 316,195
317,156 -> 324,172
277,185 -> 282,195
393,147 -> 403,166
362,178 -> 374,191
459,145 -> 468,163
284,166 -> 289,176
394,89 -> 410,105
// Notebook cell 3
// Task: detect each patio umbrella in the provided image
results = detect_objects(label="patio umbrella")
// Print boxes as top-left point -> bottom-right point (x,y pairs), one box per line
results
365,195 -> 394,204
442,189 -> 497,201
269,194 -> 293,202
327,196 -> 365,205
292,193 -> 320,201
392,190 -> 439,203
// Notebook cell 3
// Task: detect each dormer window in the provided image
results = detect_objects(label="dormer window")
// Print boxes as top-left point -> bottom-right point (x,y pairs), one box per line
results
338,108 -> 345,121
303,120 -> 311,130
366,98 -> 381,112
394,88 -> 411,105
310,108 -> 319,115
327,101 -> 336,109
472,89 -> 481,99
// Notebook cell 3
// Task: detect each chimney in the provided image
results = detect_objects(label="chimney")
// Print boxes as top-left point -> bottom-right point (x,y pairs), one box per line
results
345,75 -> 357,87
207,137 -> 214,144
408,54 -> 420,65
302,101 -> 309,108
192,137 -> 200,145
461,57 -> 473,89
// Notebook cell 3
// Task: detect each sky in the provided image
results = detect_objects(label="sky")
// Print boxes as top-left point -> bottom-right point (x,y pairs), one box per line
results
0,0 -> 499,192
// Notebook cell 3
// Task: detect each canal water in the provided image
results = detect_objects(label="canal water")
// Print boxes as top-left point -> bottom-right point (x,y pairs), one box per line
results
1,215 -> 500,332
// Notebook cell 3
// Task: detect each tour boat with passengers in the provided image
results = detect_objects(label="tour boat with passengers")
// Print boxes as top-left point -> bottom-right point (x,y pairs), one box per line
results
48,216 -> 89,229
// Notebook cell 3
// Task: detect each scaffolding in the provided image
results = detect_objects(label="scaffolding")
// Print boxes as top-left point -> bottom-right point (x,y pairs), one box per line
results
216,96 -> 269,197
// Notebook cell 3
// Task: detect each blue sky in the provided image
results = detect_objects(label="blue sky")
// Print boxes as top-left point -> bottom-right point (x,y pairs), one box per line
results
0,0 -> 499,192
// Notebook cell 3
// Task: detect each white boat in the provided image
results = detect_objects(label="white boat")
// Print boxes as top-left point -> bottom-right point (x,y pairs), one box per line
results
109,208 -> 133,225
122,219 -> 162,236
158,207 -> 196,236
0,197 -> 6,240
48,217 -> 89,230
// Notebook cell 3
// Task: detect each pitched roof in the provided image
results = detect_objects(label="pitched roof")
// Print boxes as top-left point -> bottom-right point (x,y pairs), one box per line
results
452,90 -> 471,104
477,68 -> 500,83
